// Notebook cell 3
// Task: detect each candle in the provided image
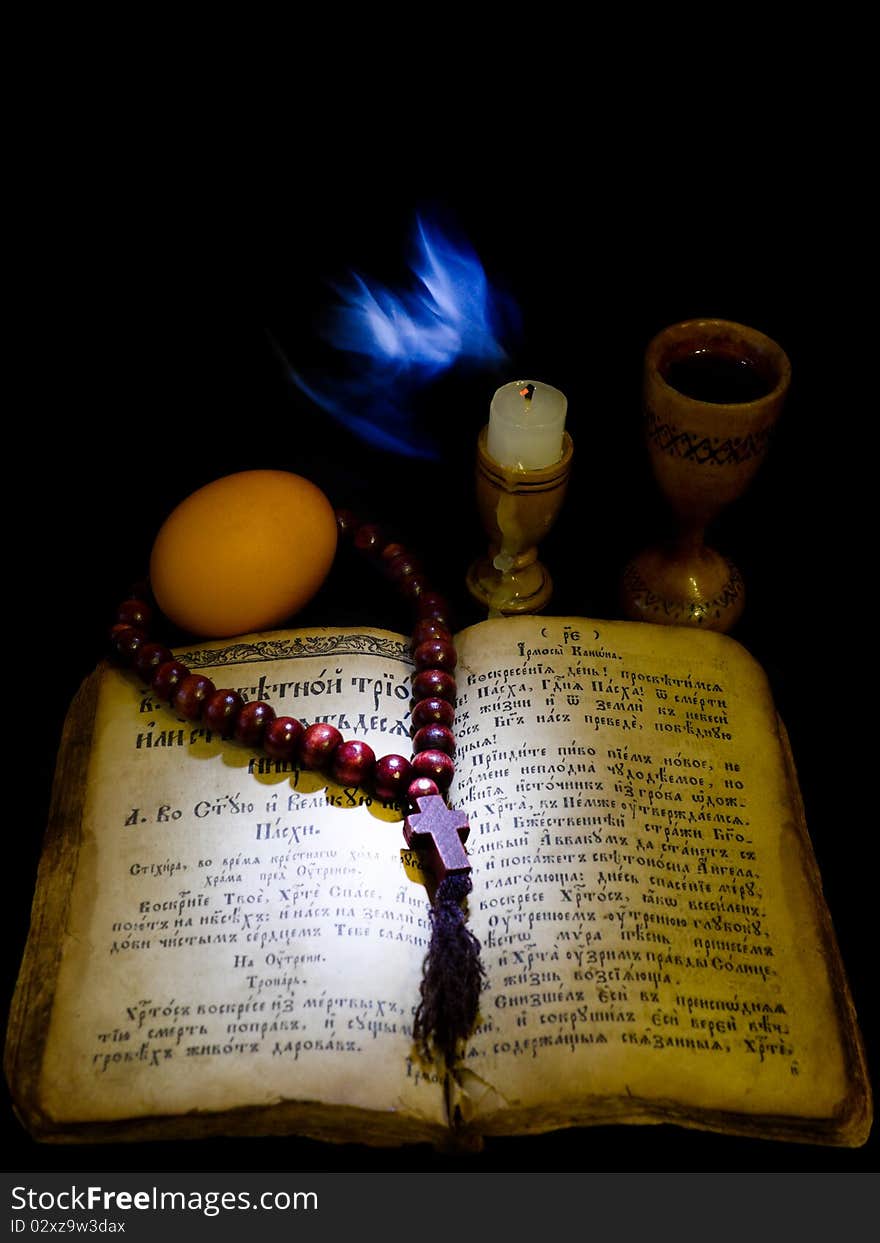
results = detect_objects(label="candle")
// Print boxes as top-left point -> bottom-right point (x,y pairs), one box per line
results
486,379 -> 568,470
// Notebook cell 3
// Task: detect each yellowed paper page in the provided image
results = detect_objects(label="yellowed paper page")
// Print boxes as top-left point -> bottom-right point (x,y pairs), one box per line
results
36,629 -> 445,1138
452,617 -> 862,1140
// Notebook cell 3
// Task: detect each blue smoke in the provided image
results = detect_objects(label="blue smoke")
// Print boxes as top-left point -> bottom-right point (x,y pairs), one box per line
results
285,212 -> 518,458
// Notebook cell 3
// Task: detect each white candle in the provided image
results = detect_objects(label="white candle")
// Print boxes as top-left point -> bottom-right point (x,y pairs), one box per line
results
486,380 -> 567,470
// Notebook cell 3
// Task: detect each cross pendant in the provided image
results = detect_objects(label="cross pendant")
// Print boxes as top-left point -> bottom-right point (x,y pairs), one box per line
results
403,795 -> 471,882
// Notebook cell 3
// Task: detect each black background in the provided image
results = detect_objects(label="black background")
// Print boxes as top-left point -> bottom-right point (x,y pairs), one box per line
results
5,164 -> 874,1174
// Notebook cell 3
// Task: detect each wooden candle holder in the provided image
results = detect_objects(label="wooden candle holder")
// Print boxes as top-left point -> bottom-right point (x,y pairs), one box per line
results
466,426 -> 573,615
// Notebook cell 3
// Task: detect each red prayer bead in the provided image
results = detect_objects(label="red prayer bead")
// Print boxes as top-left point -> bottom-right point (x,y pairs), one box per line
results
133,641 -> 173,682
385,553 -> 422,583
411,697 -> 455,728
412,668 -> 456,702
407,776 -> 440,807
235,701 -> 277,747
416,592 -> 450,622
110,625 -> 148,665
374,754 -> 413,800
173,673 -> 216,721
203,689 -> 244,737
152,659 -> 190,701
411,618 -> 452,649
117,598 -> 153,630
396,572 -> 429,601
411,749 -> 455,789
380,542 -> 407,564
299,722 -> 343,769
413,638 -> 457,672
353,523 -> 383,555
335,509 -> 359,539
413,724 -> 456,756
264,716 -> 305,762
332,739 -> 376,786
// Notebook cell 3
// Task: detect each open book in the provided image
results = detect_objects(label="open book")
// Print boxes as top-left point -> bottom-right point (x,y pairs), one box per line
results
5,617 -> 872,1147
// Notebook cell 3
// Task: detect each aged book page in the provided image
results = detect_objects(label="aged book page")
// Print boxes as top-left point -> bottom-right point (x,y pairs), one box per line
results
449,617 -> 871,1145
11,629 -> 448,1144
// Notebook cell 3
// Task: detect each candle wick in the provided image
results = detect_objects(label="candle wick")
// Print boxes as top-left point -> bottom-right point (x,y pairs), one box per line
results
519,383 -> 535,402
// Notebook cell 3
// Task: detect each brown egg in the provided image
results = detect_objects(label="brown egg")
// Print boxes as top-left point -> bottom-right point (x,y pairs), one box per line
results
150,470 -> 337,637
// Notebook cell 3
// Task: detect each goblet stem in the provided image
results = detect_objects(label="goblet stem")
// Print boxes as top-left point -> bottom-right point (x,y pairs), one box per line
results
675,524 -> 707,559
622,529 -> 745,630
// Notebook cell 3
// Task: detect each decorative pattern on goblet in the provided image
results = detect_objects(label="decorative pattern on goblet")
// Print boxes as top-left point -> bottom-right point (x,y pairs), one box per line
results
621,318 -> 790,632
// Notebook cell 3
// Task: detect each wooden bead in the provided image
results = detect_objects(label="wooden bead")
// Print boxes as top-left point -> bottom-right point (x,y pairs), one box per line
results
264,716 -> 305,762
353,523 -> 383,555
332,739 -> 376,786
173,674 -> 216,721
412,668 -> 456,703
152,659 -> 190,701
299,722 -> 343,769
110,625 -> 148,665
203,689 -> 244,737
397,572 -> 429,601
411,749 -> 454,789
380,542 -> 407,564
386,553 -> 422,584
374,754 -> 413,800
235,701 -> 277,747
411,618 -> 452,649
407,776 -> 440,808
117,598 -> 153,630
133,642 -> 173,683
413,724 -> 455,756
411,697 -> 454,729
335,509 -> 359,540
416,592 -> 451,623
413,638 -> 457,671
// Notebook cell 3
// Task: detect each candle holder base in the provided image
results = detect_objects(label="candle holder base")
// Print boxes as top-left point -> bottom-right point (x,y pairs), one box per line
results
466,427 -> 573,618
466,547 -> 553,616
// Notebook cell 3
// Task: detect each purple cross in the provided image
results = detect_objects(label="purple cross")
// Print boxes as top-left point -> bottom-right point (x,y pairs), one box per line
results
403,795 -> 471,881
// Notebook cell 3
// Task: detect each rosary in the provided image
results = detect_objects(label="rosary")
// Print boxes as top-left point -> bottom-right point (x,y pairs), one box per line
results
108,508 -> 483,1073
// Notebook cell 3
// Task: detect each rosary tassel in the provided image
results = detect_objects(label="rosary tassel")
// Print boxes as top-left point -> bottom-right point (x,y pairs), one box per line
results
413,873 -> 485,1070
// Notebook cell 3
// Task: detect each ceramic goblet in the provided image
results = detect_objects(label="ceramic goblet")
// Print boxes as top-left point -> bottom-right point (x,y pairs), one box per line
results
621,318 -> 790,632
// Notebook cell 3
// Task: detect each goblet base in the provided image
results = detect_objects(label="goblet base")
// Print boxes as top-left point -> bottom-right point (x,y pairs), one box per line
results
621,544 -> 745,633
467,548 -> 553,616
